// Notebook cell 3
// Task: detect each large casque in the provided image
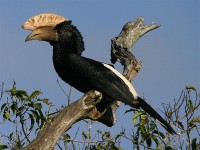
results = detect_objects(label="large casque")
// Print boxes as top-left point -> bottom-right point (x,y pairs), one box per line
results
22,13 -> 68,31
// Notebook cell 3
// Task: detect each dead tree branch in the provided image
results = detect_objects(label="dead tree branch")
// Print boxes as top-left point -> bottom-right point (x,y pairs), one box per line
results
96,17 -> 160,126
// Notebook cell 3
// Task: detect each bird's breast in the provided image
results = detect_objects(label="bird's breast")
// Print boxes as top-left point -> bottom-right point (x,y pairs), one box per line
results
52,53 -> 94,93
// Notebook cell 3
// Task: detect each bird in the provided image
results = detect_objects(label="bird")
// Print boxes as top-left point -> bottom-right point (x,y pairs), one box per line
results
22,13 -> 176,134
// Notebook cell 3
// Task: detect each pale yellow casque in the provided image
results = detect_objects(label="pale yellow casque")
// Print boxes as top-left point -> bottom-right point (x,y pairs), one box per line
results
22,13 -> 68,30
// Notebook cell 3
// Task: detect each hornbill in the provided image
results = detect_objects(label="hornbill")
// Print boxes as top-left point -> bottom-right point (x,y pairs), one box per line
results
22,13 -> 176,134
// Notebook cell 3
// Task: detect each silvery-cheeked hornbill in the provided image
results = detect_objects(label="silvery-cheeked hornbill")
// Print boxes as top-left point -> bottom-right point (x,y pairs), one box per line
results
22,13 -> 176,134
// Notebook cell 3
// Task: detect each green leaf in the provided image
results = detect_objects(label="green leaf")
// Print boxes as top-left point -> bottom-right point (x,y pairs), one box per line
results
41,98 -> 50,105
186,86 -> 196,91
27,102 -> 34,108
0,103 -> 7,113
38,109 -> 46,129
114,134 -> 121,141
16,90 -> 29,99
188,100 -> 194,112
140,126 -> 148,142
165,146 -> 174,150
103,131 -> 110,140
133,111 -> 145,119
191,138 -> 197,150
153,130 -> 165,139
38,109 -> 45,120
146,137 -> 152,147
191,117 -> 200,123
189,117 -> 200,129
6,88 -> 16,96
97,129 -> 102,134
29,114 -> 35,131
167,112 -> 172,118
159,132 -> 165,139
90,145 -> 97,150
3,110 -> 10,120
97,143 -> 104,149
132,111 -> 145,125
29,91 -> 42,100
30,110 -> 40,125
82,131 -> 88,139
63,134 -> 70,142
10,102 -> 17,114
16,106 -> 25,116
178,121 -> 184,130
140,114 -> 148,126
34,103 -> 42,110
149,122 -> 156,131
140,126 -> 147,135
0,145 -> 8,149
133,117 -> 137,126
133,129 -> 139,145
151,135 -> 159,146
19,90 -> 29,97
9,133 -> 14,140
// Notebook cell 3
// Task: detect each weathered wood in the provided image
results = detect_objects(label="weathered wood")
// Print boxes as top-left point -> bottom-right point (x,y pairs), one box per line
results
96,17 -> 160,126
111,17 -> 160,80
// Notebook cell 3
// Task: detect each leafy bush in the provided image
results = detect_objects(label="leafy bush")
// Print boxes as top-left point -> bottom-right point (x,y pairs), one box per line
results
0,83 -> 199,149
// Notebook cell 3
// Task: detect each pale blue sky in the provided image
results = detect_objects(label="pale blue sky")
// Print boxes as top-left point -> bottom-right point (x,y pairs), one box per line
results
0,0 -> 199,149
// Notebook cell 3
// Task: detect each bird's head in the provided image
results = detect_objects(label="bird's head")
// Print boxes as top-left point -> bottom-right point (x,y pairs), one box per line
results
22,13 -> 85,54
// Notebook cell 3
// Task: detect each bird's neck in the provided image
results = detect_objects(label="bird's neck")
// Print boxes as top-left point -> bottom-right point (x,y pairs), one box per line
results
53,46 -> 76,65
52,22 -> 85,74
52,45 -> 84,86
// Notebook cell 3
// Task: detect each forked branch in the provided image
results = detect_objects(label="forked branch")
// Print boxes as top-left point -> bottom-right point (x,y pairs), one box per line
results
96,17 -> 160,125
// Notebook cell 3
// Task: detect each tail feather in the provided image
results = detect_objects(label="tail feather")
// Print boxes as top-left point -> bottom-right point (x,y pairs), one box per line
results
137,97 -> 176,135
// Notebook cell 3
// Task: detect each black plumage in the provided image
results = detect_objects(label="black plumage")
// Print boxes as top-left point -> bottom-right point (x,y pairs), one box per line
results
24,16 -> 176,134
52,21 -> 139,108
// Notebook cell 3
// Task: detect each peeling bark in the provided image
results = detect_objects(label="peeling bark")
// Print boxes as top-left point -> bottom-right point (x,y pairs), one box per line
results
96,17 -> 160,126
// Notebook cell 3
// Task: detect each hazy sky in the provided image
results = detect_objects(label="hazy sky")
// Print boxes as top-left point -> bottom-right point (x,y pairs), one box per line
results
0,0 -> 199,149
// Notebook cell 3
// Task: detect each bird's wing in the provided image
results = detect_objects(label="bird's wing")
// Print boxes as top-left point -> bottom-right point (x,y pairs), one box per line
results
67,55 -> 177,134
67,55 -> 139,106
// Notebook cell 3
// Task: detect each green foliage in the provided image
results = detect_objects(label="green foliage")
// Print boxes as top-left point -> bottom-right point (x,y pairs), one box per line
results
186,86 -> 196,91
123,86 -> 200,149
89,131 -> 123,150
0,144 -> 8,150
0,83 -> 53,149
0,83 -> 200,150
191,138 -> 197,150
125,108 -> 167,148
160,86 -> 200,150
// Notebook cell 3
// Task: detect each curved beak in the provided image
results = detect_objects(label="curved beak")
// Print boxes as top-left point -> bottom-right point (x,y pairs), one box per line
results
25,27 -> 57,42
